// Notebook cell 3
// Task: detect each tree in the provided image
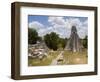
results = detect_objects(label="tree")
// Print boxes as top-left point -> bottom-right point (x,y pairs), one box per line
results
82,36 -> 88,48
37,36 -> 42,42
58,38 -> 67,49
28,28 -> 38,44
44,32 -> 59,50
44,34 -> 51,48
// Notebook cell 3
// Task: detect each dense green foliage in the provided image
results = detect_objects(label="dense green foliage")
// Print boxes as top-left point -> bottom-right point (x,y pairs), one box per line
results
28,28 -> 38,44
44,32 -> 59,50
44,32 -> 67,50
58,38 -> 67,49
82,36 -> 88,48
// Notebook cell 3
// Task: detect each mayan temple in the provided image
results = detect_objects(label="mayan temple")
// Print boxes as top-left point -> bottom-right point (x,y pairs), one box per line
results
65,26 -> 83,52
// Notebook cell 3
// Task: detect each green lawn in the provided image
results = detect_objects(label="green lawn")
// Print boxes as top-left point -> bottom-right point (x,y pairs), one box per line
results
28,49 -> 88,66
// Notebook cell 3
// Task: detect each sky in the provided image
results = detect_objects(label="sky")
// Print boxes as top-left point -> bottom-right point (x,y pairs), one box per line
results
28,15 -> 88,39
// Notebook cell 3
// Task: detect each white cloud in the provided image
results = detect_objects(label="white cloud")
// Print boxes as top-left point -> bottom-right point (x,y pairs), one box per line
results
29,21 -> 44,30
48,16 -> 65,25
29,17 -> 88,39
38,26 -> 54,36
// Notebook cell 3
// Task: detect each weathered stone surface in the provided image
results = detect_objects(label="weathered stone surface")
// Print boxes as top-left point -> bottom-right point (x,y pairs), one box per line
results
65,26 -> 83,52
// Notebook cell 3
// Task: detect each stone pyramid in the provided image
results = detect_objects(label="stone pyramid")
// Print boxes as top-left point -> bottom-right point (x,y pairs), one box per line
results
65,26 -> 83,52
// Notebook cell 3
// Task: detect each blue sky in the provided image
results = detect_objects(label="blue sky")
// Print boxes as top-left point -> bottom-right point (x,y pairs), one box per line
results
28,15 -> 50,27
28,15 -> 88,39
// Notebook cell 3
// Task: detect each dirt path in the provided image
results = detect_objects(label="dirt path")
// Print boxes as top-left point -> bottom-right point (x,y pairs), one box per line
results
50,51 -> 64,65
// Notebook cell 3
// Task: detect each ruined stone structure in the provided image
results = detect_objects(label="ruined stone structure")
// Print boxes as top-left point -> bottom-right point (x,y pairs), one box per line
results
65,26 -> 83,52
